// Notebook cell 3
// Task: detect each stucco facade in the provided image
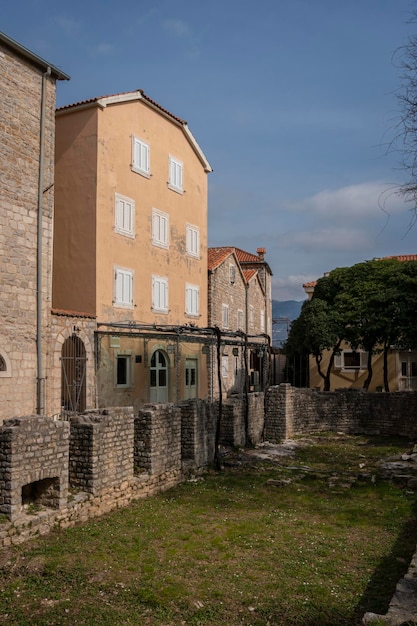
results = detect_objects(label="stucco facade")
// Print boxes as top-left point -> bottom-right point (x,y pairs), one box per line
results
53,91 -> 211,409
0,32 -> 69,422
308,343 -> 417,392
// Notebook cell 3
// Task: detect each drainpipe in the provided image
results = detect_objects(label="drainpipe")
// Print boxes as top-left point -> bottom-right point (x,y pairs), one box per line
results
36,66 -> 51,415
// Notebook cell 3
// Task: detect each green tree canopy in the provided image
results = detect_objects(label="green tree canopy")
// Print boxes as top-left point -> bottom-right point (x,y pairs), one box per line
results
286,258 -> 417,391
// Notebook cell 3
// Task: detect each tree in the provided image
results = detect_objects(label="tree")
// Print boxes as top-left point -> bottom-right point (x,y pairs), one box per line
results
286,258 -> 417,392
285,295 -> 343,392
394,11 -> 417,221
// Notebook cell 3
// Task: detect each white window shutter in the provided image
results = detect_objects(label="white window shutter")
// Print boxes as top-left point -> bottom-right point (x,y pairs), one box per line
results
334,353 -> 342,369
360,351 -> 368,369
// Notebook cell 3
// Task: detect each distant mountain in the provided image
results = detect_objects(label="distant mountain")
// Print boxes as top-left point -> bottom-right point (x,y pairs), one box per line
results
271,300 -> 304,347
272,300 -> 304,321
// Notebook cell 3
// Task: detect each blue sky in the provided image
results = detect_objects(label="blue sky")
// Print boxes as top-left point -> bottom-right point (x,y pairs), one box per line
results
3,0 -> 417,300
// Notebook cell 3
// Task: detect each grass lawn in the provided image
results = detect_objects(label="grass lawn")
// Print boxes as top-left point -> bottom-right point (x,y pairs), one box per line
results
1,433 -> 416,625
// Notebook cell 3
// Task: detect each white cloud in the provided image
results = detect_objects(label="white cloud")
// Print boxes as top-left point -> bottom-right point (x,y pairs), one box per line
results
163,18 -> 190,38
55,15 -> 82,35
162,18 -> 199,59
284,227 -> 371,252
92,43 -> 114,56
272,274 -> 312,301
290,181 -> 407,220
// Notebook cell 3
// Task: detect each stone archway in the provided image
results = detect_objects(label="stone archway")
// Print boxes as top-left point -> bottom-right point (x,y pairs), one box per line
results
61,335 -> 87,414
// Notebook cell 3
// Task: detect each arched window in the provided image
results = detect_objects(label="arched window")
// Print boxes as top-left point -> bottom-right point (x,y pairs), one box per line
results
0,351 -> 12,378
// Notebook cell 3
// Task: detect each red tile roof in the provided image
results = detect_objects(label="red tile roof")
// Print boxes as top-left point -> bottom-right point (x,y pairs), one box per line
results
382,254 -> 417,262
207,247 -> 235,271
56,89 -> 186,125
52,308 -> 96,319
303,254 -> 417,290
243,269 -> 257,282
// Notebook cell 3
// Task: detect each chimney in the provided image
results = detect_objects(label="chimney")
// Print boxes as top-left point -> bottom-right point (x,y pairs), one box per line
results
256,247 -> 266,260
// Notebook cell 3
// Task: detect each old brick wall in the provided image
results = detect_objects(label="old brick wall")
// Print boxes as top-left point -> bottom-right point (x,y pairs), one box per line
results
265,384 -> 417,442
0,41 -> 57,422
219,393 -> 265,447
180,399 -> 216,469
134,403 -> 181,476
69,408 -> 134,494
0,415 -> 69,520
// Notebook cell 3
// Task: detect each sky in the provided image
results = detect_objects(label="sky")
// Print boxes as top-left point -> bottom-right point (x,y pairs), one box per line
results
3,0 -> 417,300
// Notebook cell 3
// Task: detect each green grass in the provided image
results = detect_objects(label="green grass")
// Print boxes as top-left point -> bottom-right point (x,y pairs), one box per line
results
0,433 -> 416,625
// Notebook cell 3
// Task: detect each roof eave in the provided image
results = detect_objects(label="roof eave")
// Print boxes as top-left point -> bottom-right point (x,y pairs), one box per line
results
0,31 -> 70,80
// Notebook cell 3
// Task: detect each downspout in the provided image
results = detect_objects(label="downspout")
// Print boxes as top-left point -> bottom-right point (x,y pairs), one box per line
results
36,66 -> 51,415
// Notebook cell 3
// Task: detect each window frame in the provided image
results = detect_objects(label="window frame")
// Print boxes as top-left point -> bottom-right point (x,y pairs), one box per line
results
237,309 -> 244,331
152,208 -> 169,249
221,355 -> 229,379
114,192 -> 135,238
114,352 -> 133,388
131,135 -> 150,177
334,350 -> 368,371
0,351 -> 11,378
229,264 -> 236,285
186,223 -> 200,258
152,275 -> 169,313
260,310 -> 265,332
249,305 -> 254,328
114,266 -> 134,308
185,284 -> 199,317
222,303 -> 229,329
168,155 -> 183,193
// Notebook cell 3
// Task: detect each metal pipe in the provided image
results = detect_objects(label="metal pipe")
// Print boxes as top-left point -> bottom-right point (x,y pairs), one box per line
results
36,66 -> 51,415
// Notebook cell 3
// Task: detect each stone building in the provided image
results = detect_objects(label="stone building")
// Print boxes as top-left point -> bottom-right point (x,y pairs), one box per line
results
53,90 -> 212,411
208,246 -> 272,397
0,31 -> 69,422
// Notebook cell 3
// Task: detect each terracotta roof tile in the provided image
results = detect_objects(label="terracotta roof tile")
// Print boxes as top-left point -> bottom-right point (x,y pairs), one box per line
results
303,254 -> 417,290
243,269 -> 257,282
382,254 -> 417,262
56,89 -> 186,124
52,308 -> 96,319
207,247 -> 234,271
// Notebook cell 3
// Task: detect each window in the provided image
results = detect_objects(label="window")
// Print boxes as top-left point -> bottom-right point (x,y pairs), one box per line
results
168,156 -> 183,192
229,264 -> 236,285
115,193 -> 135,237
114,267 -> 133,307
249,305 -> 254,328
221,355 -> 229,379
152,209 -> 169,248
185,284 -> 199,316
0,351 -> 11,378
152,275 -> 168,313
186,224 -> 200,258
132,136 -> 150,177
222,304 -> 229,328
334,351 -> 368,370
237,309 -> 244,330
115,354 -> 132,388
260,310 -> 265,332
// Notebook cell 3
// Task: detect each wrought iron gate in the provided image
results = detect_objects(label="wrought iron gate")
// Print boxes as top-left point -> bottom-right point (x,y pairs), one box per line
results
61,335 -> 87,416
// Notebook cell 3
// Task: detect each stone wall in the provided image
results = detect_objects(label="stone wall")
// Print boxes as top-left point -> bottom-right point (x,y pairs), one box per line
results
134,403 -> 181,475
69,408 -> 134,494
220,393 -> 265,447
0,40 -> 57,422
180,399 -> 216,470
265,384 -> 417,442
0,416 -> 69,520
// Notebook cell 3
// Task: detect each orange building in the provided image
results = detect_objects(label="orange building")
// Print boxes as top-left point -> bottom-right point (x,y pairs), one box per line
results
53,90 -> 212,410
